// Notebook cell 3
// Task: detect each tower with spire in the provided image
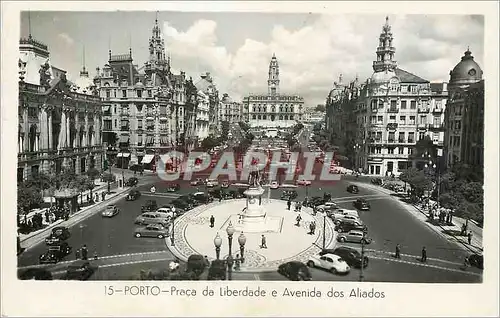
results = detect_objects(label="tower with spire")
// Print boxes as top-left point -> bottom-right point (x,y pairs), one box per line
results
148,12 -> 168,70
80,45 -> 89,78
372,16 -> 397,74
268,53 -> 280,95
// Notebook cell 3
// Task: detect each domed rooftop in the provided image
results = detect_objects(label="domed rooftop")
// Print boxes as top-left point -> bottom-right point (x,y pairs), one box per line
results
449,49 -> 483,84
371,70 -> 397,84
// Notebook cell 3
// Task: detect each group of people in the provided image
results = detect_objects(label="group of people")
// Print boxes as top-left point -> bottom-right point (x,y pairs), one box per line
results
429,208 -> 454,225
74,244 -> 98,261
18,204 -> 71,234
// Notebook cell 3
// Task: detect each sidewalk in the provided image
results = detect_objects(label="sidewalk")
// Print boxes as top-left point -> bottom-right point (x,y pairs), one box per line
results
351,181 -> 483,255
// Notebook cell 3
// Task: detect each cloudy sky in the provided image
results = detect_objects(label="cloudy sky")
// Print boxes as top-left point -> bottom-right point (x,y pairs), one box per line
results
20,12 -> 484,107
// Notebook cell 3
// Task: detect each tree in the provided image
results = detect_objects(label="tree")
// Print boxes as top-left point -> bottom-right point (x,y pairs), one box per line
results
220,121 -> 230,141
104,132 -> 118,146
412,136 -> 437,159
238,121 -> 250,132
201,135 -> 219,151
314,104 -> 326,112
17,183 -> 44,215
399,167 -> 420,189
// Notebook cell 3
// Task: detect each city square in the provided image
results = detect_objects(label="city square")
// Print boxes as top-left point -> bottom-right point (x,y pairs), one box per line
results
14,11 -> 484,285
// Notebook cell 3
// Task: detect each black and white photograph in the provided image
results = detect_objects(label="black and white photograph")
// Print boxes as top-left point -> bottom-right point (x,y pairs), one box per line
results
2,1 -> 498,317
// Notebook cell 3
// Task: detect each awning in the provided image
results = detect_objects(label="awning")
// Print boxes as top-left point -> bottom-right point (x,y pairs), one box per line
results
142,154 -> 155,164
103,106 -> 111,112
117,153 -> 123,158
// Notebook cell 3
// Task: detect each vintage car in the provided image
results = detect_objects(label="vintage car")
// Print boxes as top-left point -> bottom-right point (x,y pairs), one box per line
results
277,261 -> 312,281
64,260 -> 97,280
353,198 -> 370,211
178,195 -> 200,207
307,253 -> 350,274
347,184 -> 360,194
166,183 -> 181,192
220,181 -> 230,188
337,230 -> 372,244
280,190 -> 298,201
126,189 -> 141,201
205,179 -> 219,188
141,200 -> 158,213
134,212 -> 170,226
102,204 -> 120,217
190,192 -> 214,204
323,246 -> 369,269
296,179 -> 312,186
126,177 -> 139,187
171,199 -> 193,211
39,242 -> 72,264
134,224 -> 169,239
45,226 -> 71,245
190,178 -> 205,186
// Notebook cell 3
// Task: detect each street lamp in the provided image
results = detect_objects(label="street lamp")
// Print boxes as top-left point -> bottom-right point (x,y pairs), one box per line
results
238,232 -> 246,263
226,222 -> 236,255
213,232 -> 222,260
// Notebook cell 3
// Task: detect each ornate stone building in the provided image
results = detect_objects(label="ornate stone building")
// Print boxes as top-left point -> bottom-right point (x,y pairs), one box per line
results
444,49 -> 484,170
219,93 -> 243,125
194,72 -> 220,139
243,54 -> 304,128
18,35 -> 103,181
325,17 -> 448,176
94,18 -> 198,168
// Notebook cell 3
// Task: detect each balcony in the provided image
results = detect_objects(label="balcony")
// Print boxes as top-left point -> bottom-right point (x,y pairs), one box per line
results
386,123 -> 398,131
408,139 -> 415,143
432,107 -> 444,113
120,126 -> 130,131
418,107 -> 430,113
427,124 -> 445,131
417,123 -> 427,129
120,111 -> 130,117
146,125 -> 155,131
387,107 -> 399,113
387,139 -> 396,144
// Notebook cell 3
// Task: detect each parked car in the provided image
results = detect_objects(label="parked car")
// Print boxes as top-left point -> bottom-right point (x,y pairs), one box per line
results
102,204 -> 120,217
45,226 -> 71,245
134,212 -> 170,226
277,261 -> 312,281
334,214 -> 361,225
171,199 -> 193,211
191,192 -> 213,204
166,183 -> 181,192
64,260 -> 97,280
187,254 -> 209,276
306,196 -> 326,207
141,200 -> 158,213
327,246 -> 369,268
296,179 -> 312,186
134,224 -> 169,239
205,179 -> 219,188
155,208 -> 175,219
220,181 -> 230,189
316,201 -> 339,213
270,181 -> 279,189
178,195 -> 199,207
468,253 -> 484,269
307,253 -> 350,274
190,178 -> 205,186
280,190 -> 298,200
329,208 -> 359,220
207,259 -> 227,280
126,177 -> 139,187
18,268 -> 53,280
126,189 -> 141,201
371,178 -> 383,185
347,184 -> 359,194
39,242 -> 72,264
353,198 -> 370,211
337,230 -> 372,244
335,220 -> 368,233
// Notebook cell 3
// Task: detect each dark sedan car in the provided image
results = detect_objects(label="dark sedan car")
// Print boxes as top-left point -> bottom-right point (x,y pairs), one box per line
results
353,198 -> 370,210
141,200 -> 158,213
280,190 -> 298,201
468,253 -> 483,269
191,192 -> 214,204
334,221 -> 368,233
306,196 -> 326,207
126,189 -> 141,201
166,183 -> 181,192
277,261 -> 312,281
39,242 -> 72,264
45,226 -> 71,245
347,185 -> 359,194
171,199 -> 192,211
126,177 -> 139,187
320,246 -> 369,268
64,260 -> 97,280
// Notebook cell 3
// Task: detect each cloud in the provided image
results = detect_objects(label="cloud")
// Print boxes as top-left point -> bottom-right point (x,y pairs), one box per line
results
58,32 -> 74,45
163,14 -> 484,107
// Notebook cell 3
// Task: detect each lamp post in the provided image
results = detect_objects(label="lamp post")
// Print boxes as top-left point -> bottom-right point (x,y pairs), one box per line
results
353,143 -> 361,171
238,232 -> 247,263
213,232 -> 222,260
170,220 -> 175,246
226,222 -> 235,255
322,214 -> 327,250
360,230 -> 366,282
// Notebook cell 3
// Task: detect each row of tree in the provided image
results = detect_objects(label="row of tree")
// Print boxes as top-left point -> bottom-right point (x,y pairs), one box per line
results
17,167 -> 103,215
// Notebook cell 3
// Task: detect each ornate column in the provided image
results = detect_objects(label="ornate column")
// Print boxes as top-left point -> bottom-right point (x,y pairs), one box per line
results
74,112 -> 80,148
58,110 -> 66,151
65,109 -> 70,149
84,110 -> 89,147
48,109 -> 53,150
23,107 -> 29,151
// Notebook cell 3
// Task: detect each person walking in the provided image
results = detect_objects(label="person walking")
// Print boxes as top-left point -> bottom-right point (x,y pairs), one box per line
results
467,231 -> 473,245
261,235 -> 267,249
81,245 -> 88,260
102,192 -> 106,201
210,215 -> 215,228
287,200 -> 291,210
298,202 -> 302,212
295,214 -> 302,227
421,246 -> 427,263
462,256 -> 470,271
395,244 -> 401,259
75,248 -> 81,260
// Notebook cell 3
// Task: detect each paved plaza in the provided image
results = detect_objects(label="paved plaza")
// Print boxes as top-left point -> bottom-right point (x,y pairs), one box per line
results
168,198 -> 337,272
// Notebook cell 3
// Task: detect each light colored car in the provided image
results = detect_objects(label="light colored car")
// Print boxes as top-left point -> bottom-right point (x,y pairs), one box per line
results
337,230 -> 372,244
135,212 -> 170,226
316,202 -> 339,212
270,181 -> 279,189
296,179 -> 312,186
307,253 -> 350,274
101,205 -> 120,217
334,214 -> 361,225
155,208 -> 175,219
190,178 -> 204,186
330,208 -> 359,220
206,179 -> 219,188
134,224 -> 169,239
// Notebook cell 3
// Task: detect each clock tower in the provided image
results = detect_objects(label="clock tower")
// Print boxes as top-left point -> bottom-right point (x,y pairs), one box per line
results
268,53 -> 280,95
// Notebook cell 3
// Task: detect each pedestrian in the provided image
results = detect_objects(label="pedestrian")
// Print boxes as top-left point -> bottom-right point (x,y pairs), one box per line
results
467,231 -> 473,245
210,215 -> 215,228
295,214 -> 302,227
204,255 -> 210,267
298,202 -> 302,212
75,248 -> 81,260
94,251 -> 98,260
287,200 -> 291,210
81,245 -> 88,260
311,221 -> 316,235
460,223 -> 467,236
261,235 -> 267,249
421,246 -> 427,263
313,206 -> 317,216
294,201 -> 299,212
309,222 -> 314,235
462,256 -> 470,271
395,244 -> 401,259
234,254 -> 241,271
102,192 -> 106,201
219,195 -> 223,202
44,211 -> 49,224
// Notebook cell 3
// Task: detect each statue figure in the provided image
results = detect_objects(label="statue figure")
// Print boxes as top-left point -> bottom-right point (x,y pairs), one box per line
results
39,61 -> 52,88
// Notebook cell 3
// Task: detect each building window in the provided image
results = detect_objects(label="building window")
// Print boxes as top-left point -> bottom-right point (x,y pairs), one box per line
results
401,100 -> 407,109
272,106 -> 276,112
410,100 -> 416,109
122,90 -> 127,98
388,132 -> 395,142
433,117 -> 441,127
388,147 -> 395,154
114,119 -> 117,128
390,100 -> 397,108
137,90 -> 142,98
454,120 -> 462,130
376,132 -> 382,141
263,115 -> 267,120
253,106 -> 256,112
420,115 -> 427,125
389,115 -> 396,123
419,132 -> 425,140
148,90 -> 152,98
409,116 -> 416,125
290,115 -> 294,120
398,132 -> 405,142
371,116 -> 377,124
137,119 -> 143,130
106,90 -> 110,98
377,116 -> 383,123
376,147 -> 382,154
399,116 -> 406,124
114,90 -> 117,98
257,115 -> 261,120
398,147 -> 404,154
279,115 -> 283,120
408,148 -> 413,155
378,100 -> 384,109
408,132 -> 415,143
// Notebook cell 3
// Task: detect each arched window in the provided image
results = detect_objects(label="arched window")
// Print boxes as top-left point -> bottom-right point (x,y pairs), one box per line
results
285,107 -> 289,113
29,124 -> 37,152
271,115 -> 275,121
252,115 -> 256,120
253,106 -> 256,112
279,115 -> 283,120
263,115 -> 267,120
284,115 -> 289,120
272,106 -> 276,112
258,107 -> 261,112
79,126 -> 85,147
88,126 -> 94,146
290,115 -> 294,120
70,122 -> 77,147
257,115 -> 261,120
279,106 -> 283,112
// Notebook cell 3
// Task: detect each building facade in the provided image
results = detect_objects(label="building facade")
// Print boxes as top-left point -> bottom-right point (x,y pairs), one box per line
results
303,107 -> 325,125
444,49 -> 484,170
326,17 -> 448,176
18,35 -> 104,181
194,72 -> 220,139
244,54 -> 304,128
94,18 -> 197,168
219,93 -> 243,125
